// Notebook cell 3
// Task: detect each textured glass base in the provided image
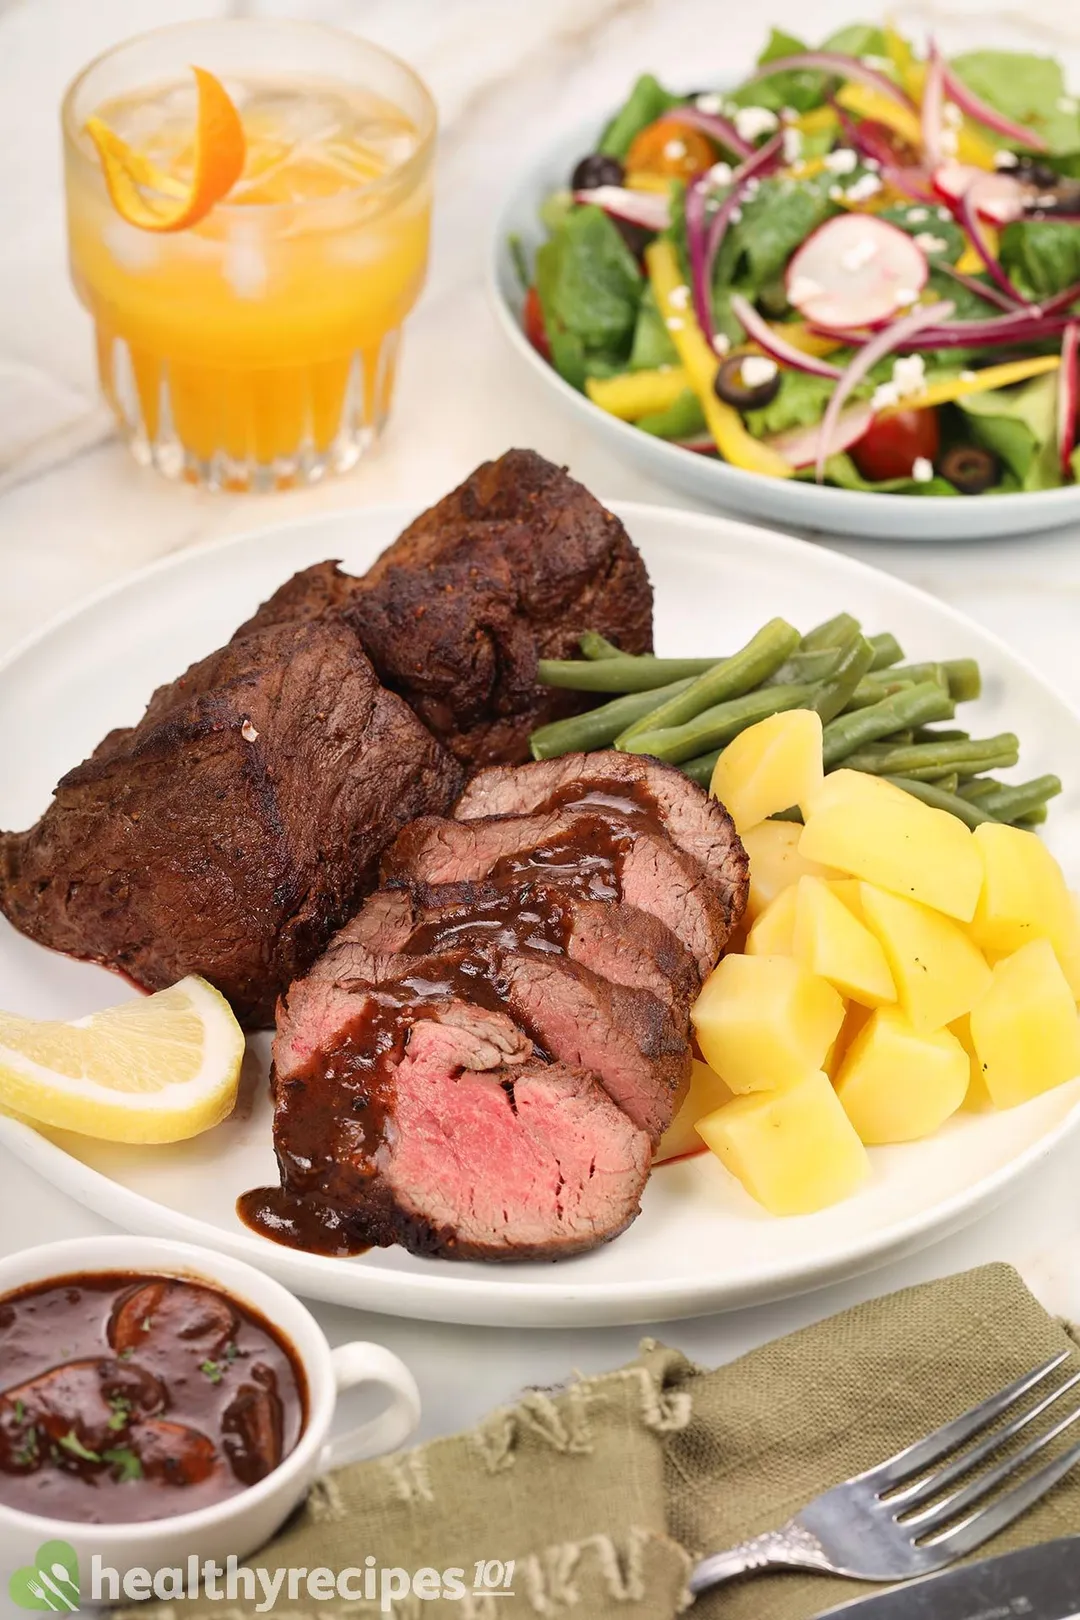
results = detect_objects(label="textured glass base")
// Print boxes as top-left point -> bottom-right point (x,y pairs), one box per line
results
98,326 -> 401,491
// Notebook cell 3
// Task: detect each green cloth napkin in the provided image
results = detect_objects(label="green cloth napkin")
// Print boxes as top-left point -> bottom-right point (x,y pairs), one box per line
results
122,1264 -> 1080,1620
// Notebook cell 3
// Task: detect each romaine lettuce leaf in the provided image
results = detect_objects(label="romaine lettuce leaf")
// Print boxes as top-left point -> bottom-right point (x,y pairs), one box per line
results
956,372 -> 1063,490
821,23 -> 888,59
628,285 -> 679,370
1000,219 -> 1080,300
535,206 -> 643,389
729,29 -> 830,114
878,205 -> 965,266
599,74 -> 682,160
810,454 -> 959,495
637,388 -> 707,439
714,174 -> 838,298
950,51 -> 1080,154
744,370 -> 837,436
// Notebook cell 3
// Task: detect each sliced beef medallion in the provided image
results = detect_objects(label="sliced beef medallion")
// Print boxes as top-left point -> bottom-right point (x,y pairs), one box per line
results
345,450 -> 654,767
247,978 -> 651,1262
381,807 -> 732,979
0,615 -> 463,1027
455,752 -> 749,934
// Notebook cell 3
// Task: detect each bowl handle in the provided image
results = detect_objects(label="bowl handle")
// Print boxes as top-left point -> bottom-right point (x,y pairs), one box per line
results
319,1342 -> 422,1471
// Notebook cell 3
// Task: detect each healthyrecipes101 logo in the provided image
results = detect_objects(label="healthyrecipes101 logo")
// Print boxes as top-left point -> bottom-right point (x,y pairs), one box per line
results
9,1541 -> 80,1611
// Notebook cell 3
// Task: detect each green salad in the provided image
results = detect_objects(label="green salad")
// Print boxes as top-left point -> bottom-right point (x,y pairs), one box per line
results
516,23 -> 1080,496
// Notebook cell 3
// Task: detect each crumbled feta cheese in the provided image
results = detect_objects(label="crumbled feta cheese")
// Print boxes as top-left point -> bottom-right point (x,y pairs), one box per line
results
995,149 -> 1019,169
841,235 -> 880,272
828,184 -> 845,202
707,161 -> 733,186
783,126 -> 803,164
663,138 -> 688,161
872,381 -> 902,410
788,275 -> 824,305
960,369 -> 977,382
863,156 -> 882,172
739,355 -> 779,388
845,172 -> 883,203
729,206 -> 743,223
940,127 -> 959,156
665,317 -> 685,332
893,287 -> 920,307
937,206 -> 953,221
734,105 -> 779,142
744,176 -> 761,195
824,147 -> 859,175
695,92 -> 725,114
943,101 -> 964,128
914,232 -> 949,255
781,106 -> 799,124
1058,95 -> 1079,115
907,207 -> 929,223
892,354 -> 927,396
712,332 -> 732,355
912,456 -> 935,482
668,284 -> 691,310
241,720 -> 260,743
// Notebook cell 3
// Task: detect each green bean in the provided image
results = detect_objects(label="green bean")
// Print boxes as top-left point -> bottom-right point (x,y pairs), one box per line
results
884,776 -> 999,828
935,772 -> 960,794
800,613 -> 861,651
865,658 -> 981,702
617,617 -> 800,743
808,634 -> 875,725
845,678 -> 915,710
537,655 -> 724,692
913,727 -> 970,744
769,805 -> 805,824
623,681 -> 819,764
579,632 -> 624,661
868,632 -> 904,671
682,751 -> 719,788
763,646 -> 846,687
976,775 -> 1063,824
822,682 -> 956,769
957,778 -> 1005,803
840,733 -> 1020,780
529,676 -> 696,759
1017,805 -> 1049,826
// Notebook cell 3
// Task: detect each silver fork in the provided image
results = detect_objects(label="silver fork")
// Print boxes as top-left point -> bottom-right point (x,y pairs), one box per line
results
690,1351 -> 1080,1597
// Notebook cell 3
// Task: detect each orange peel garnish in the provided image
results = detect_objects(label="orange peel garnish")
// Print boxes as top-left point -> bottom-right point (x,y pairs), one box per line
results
86,66 -> 246,232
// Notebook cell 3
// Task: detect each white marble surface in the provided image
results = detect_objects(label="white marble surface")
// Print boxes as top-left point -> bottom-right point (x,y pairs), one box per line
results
4,0 -> 1080,1456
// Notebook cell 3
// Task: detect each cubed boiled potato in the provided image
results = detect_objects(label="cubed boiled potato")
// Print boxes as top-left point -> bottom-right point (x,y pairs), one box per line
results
800,796 -> 983,922
859,883 -> 991,1033
835,1007 -> 969,1144
969,938 -> 1080,1109
793,876 -> 895,1008
971,824 -> 1080,997
739,820 -> 835,921
745,884 -> 798,956
654,1059 -> 732,1164
709,710 -> 824,833
826,1001 -> 872,1081
827,877 -> 867,920
691,954 -> 845,1094
804,768 -> 911,819
951,1014 -> 993,1112
697,1070 -> 870,1215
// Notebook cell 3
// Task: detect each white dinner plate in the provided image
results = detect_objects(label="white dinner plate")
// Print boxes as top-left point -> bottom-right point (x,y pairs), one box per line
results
489,119 -> 1080,543
1,501 -> 1079,1327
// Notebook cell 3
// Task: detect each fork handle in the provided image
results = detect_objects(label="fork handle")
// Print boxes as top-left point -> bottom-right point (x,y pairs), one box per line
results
688,1522 -> 832,1596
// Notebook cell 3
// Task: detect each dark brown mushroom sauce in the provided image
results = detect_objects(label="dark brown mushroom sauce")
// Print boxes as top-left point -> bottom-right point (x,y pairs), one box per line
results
0,1273 -> 306,1524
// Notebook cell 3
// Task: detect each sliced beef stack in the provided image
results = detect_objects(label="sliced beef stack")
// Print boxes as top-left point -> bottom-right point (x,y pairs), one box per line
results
0,453 -> 653,1027
246,754 -> 749,1263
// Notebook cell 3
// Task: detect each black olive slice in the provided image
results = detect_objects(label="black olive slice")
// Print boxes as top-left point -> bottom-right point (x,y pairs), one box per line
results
939,444 -> 1001,495
571,153 -> 625,192
714,353 -> 783,411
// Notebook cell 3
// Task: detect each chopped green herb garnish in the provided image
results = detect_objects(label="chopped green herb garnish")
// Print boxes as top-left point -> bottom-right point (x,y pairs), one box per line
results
225,1341 -> 239,1363
199,1359 -> 224,1384
12,1399 -> 25,1424
140,1315 -> 154,1333
107,1396 -> 131,1433
119,1346 -> 135,1360
12,1425 -> 39,1468
59,1430 -> 101,1463
103,1446 -> 143,1483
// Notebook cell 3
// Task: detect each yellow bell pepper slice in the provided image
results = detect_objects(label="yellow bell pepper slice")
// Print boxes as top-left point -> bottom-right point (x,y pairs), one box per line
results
884,23 -> 915,84
645,241 -> 795,478
956,223 -> 998,275
795,106 -> 840,138
881,355 -> 1061,415
585,367 -> 690,421
769,322 -> 843,359
836,83 -> 924,151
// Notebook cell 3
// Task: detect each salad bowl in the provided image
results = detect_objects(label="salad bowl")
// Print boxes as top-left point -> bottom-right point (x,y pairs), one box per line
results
491,49 -> 1080,544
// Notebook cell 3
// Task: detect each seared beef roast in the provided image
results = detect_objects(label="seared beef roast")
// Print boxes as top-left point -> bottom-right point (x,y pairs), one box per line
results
245,752 -> 747,1262
0,616 -> 462,1026
345,450 -> 654,766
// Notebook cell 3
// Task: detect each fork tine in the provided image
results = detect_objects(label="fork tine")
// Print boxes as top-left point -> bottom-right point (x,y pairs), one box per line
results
890,1367 -> 1080,1511
923,1435 -> 1080,1560
864,1353 -> 1071,1490
903,1393 -> 1080,1534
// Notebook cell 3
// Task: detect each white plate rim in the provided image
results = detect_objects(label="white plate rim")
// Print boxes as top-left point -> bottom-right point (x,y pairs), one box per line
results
487,114 -> 1080,541
2,498 -> 1080,1328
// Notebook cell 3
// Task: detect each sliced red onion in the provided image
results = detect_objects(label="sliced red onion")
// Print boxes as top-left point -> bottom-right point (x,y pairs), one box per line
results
740,51 -> 916,111
941,60 -> 1049,153
1058,322 -> 1079,478
766,402 -> 875,470
832,102 -> 935,202
729,293 -> 843,379
574,186 -> 671,231
1041,280 -> 1080,317
686,130 -> 784,353
956,178 -> 1031,306
933,259 -> 1022,313
894,314 -> 1074,349
922,41 -> 946,169
675,105 -> 754,161
814,299 -> 954,482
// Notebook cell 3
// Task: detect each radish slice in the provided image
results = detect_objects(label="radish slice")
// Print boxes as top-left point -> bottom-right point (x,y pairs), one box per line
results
786,215 -> 929,330
942,60 -> 1049,153
574,187 -> 671,231
729,293 -> 843,379
675,105 -> 754,161
766,402 -> 874,470
740,51 -> 916,111
814,300 -> 954,482
1058,322 -> 1079,478
922,42 -> 946,168
956,179 -> 1030,306
933,162 -> 1024,223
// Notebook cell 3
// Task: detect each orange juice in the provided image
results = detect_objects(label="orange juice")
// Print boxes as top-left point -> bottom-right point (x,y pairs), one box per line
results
62,23 -> 436,489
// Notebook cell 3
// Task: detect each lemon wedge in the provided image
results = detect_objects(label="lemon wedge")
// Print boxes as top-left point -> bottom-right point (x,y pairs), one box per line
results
0,978 -> 244,1144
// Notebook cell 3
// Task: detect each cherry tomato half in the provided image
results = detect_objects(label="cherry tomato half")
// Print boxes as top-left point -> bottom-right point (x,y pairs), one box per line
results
850,408 -> 941,481
626,117 -> 715,181
523,285 -> 552,362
